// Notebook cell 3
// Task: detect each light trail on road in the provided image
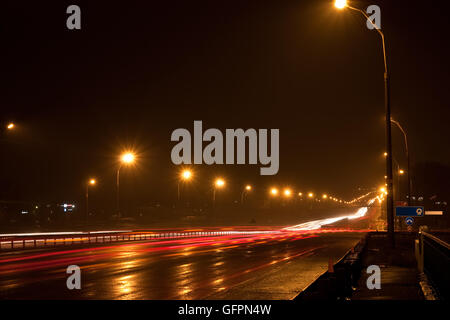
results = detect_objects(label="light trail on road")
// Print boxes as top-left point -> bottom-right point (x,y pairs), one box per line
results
0,202 -> 378,299
283,197 -> 377,231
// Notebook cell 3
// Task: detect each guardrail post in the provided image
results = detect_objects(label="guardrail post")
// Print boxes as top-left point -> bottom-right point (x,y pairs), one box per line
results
417,226 -> 428,272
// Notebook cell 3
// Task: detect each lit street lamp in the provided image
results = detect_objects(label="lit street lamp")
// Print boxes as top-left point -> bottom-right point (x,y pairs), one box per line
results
178,169 -> 193,201
86,178 -> 96,223
335,0 -> 395,246
213,178 -> 225,205
241,185 -> 252,204
283,188 -> 292,198
117,152 -> 135,217
391,118 -> 411,205
6,123 -> 15,130
270,187 -> 279,197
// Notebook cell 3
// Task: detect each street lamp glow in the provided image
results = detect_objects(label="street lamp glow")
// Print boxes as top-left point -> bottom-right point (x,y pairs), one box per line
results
283,188 -> 292,197
399,169 -> 405,175
334,0 -> 347,9
89,179 -> 96,185
383,152 -> 388,157
322,194 -> 328,199
7,123 -> 15,130
270,188 -> 278,196
308,192 -> 314,198
121,152 -> 135,164
181,169 -> 192,180
241,185 -> 252,204
215,178 -> 225,188
298,192 -> 303,196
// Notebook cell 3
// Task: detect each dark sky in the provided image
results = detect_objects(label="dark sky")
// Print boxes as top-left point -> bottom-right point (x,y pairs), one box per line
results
1,0 -> 450,208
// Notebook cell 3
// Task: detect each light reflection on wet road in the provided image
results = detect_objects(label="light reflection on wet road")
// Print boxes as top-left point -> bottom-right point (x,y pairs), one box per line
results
0,230 -> 365,299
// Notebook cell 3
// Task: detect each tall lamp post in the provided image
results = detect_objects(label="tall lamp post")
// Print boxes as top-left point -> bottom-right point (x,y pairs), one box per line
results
178,169 -> 193,202
335,0 -> 394,246
391,118 -> 411,205
117,152 -> 135,217
213,178 -> 225,206
86,178 -> 96,223
241,185 -> 252,204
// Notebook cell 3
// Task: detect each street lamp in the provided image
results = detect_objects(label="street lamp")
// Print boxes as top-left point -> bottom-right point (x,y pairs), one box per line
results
270,187 -> 279,196
178,169 -> 193,201
6,123 -> 15,130
391,118 -> 411,205
283,188 -> 292,198
335,0 -> 395,246
334,0 -> 347,9
241,185 -> 252,204
213,178 -> 225,205
86,178 -> 96,223
117,152 -> 135,217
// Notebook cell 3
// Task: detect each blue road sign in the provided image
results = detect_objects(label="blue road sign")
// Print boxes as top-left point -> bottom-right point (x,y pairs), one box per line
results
395,206 -> 424,217
405,217 -> 414,226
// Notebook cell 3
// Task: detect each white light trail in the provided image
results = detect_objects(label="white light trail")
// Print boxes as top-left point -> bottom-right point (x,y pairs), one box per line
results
283,196 -> 378,231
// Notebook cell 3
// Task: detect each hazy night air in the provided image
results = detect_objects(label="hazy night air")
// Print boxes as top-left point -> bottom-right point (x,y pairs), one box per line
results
0,0 -> 449,308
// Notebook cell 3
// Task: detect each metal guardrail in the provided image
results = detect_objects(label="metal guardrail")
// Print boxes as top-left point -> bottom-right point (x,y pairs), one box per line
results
416,228 -> 450,300
0,230 -> 270,251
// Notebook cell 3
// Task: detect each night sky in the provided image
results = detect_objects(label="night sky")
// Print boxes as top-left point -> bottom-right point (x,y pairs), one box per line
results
1,0 -> 450,210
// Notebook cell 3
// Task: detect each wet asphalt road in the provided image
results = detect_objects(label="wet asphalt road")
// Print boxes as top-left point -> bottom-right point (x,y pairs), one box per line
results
0,230 -> 365,299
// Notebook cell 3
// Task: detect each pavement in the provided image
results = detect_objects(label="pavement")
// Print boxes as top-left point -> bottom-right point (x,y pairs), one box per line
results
0,230 -> 365,299
351,233 -> 423,300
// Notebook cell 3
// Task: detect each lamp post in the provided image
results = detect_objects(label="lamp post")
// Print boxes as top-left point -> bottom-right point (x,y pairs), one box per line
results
86,178 -> 96,223
335,0 -> 394,246
391,119 -> 411,205
393,161 -> 406,203
283,188 -> 292,198
117,152 -> 135,217
178,169 -> 193,202
241,185 -> 252,204
213,178 -> 225,206
270,188 -> 278,197
1,122 -> 16,137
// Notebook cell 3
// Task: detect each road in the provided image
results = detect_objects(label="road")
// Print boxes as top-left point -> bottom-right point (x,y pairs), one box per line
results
0,228 -> 366,300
